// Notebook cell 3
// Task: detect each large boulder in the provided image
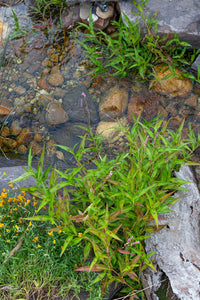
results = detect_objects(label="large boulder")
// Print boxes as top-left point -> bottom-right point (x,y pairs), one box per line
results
119,0 -> 200,49
142,165 -> 200,300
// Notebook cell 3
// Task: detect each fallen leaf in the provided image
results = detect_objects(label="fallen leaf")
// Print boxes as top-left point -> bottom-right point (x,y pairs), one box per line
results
3,239 -> 23,264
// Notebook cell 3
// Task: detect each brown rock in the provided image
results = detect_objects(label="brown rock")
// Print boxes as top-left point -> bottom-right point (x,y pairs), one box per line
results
184,94 -> 198,107
47,72 -> 64,87
42,57 -> 53,67
1,126 -> 10,137
96,116 -> 129,144
15,86 -> 26,95
34,133 -> 43,142
18,144 -> 28,154
29,140 -> 42,155
38,77 -> 52,91
96,5 -> 114,19
16,127 -> 33,145
127,92 -> 159,122
3,138 -> 17,149
151,64 -> 192,98
0,99 -> 13,116
46,139 -> 56,157
99,86 -> 128,121
45,102 -> 69,126
10,120 -> 22,136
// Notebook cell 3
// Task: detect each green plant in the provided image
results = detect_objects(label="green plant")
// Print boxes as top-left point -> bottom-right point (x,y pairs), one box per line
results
76,0 -> 200,82
10,116 -> 200,297
0,183 -> 104,299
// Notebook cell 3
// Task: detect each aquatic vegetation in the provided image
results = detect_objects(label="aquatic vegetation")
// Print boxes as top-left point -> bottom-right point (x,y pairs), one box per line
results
11,116 -> 200,297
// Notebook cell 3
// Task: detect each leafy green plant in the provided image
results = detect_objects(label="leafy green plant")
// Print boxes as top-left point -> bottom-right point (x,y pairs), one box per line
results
0,183 -> 104,299
10,116 -> 200,297
77,0 -> 200,82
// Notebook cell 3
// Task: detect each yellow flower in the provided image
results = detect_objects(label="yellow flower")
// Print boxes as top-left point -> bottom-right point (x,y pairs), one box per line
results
33,202 -> 38,207
37,244 -> 41,248
48,231 -> 53,236
89,288 -> 93,291
6,240 -> 10,243
28,221 -> 32,227
26,228 -> 29,231
3,172 -> 6,175
78,232 -> 83,238
53,240 -> 56,244
0,223 -> 4,228
25,200 -> 31,206
61,245 -> 63,250
2,188 -> 6,193
8,183 -> 13,188
6,229 -> 9,232
33,236 -> 39,243
58,230 -> 62,234
19,218 -> 22,223
13,208 -> 17,211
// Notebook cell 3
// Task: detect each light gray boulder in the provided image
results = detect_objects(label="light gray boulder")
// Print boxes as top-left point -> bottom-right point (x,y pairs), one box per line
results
142,165 -> 200,300
119,0 -> 200,49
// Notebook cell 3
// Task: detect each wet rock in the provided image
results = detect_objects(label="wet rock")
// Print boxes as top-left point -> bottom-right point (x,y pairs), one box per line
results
127,92 -> 159,122
61,5 -> 81,28
0,99 -> 13,116
3,137 -> 17,149
143,165 -> 200,300
184,94 -> 198,107
119,0 -> 200,49
46,139 -> 56,157
47,71 -> 64,87
62,85 -> 99,124
10,119 -> 22,136
1,126 -> 10,137
29,140 -> 42,155
14,85 -> 26,95
18,144 -> 28,154
45,101 -> 69,126
16,127 -> 33,145
38,77 -> 52,91
99,86 -> 128,121
34,133 -> 42,142
96,116 -> 129,144
151,65 -> 192,98
191,54 -> 200,73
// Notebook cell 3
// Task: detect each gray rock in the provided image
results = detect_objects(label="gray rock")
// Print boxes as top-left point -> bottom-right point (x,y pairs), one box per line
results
143,165 -> 200,300
119,0 -> 200,49
0,166 -> 36,193
191,54 -> 200,74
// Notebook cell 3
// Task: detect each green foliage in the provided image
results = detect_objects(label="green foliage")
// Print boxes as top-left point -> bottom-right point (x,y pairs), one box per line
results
11,116 -> 200,296
77,0 -> 200,82
0,186 -> 104,299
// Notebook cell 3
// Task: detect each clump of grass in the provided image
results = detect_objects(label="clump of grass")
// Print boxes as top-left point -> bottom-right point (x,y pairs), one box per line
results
10,116 -> 200,298
0,181 -> 104,300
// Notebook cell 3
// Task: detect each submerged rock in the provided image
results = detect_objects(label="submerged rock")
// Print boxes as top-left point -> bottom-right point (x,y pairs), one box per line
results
45,101 -> 69,126
151,65 -> 192,98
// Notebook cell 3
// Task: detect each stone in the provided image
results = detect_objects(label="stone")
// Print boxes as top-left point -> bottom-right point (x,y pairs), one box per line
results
1,126 -> 10,137
18,144 -> 28,154
0,20 -> 11,41
191,54 -> 200,73
184,94 -> 198,107
99,86 -> 128,121
45,101 -> 69,126
127,92 -> 159,122
96,5 -> 114,19
29,140 -> 42,155
10,119 -> 22,136
3,138 -> 17,149
16,127 -> 33,145
151,65 -> 192,98
143,165 -> 200,300
79,2 -> 91,20
119,0 -> 200,49
96,116 -> 129,144
38,77 -> 51,91
47,71 -> 64,87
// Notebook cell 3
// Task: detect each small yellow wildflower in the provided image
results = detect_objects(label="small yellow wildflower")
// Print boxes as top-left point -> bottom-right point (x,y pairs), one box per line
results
37,244 -> 41,248
78,232 -> 83,238
13,208 -> 17,211
19,218 -> 22,223
48,231 -> 53,236
33,201 -> 38,207
8,183 -> 13,188
53,240 -> 56,244
8,198 -> 12,203
89,288 -> 93,291
28,221 -> 32,227
6,229 -> 9,232
6,240 -> 10,243
2,188 -> 6,193
33,236 -> 39,243
25,200 -> 31,206
58,230 -> 62,234
22,191 -> 26,196
61,246 -> 63,250
3,172 -> 6,175
26,228 -> 29,231
0,223 -> 4,228
16,233 -> 18,236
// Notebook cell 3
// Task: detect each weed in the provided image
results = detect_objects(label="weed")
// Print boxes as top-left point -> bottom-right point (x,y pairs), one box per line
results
0,183 -> 104,299
77,0 -> 200,82
11,116 -> 200,297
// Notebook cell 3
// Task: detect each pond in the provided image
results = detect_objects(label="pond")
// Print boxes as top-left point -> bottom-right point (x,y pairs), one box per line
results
0,1 -> 200,177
